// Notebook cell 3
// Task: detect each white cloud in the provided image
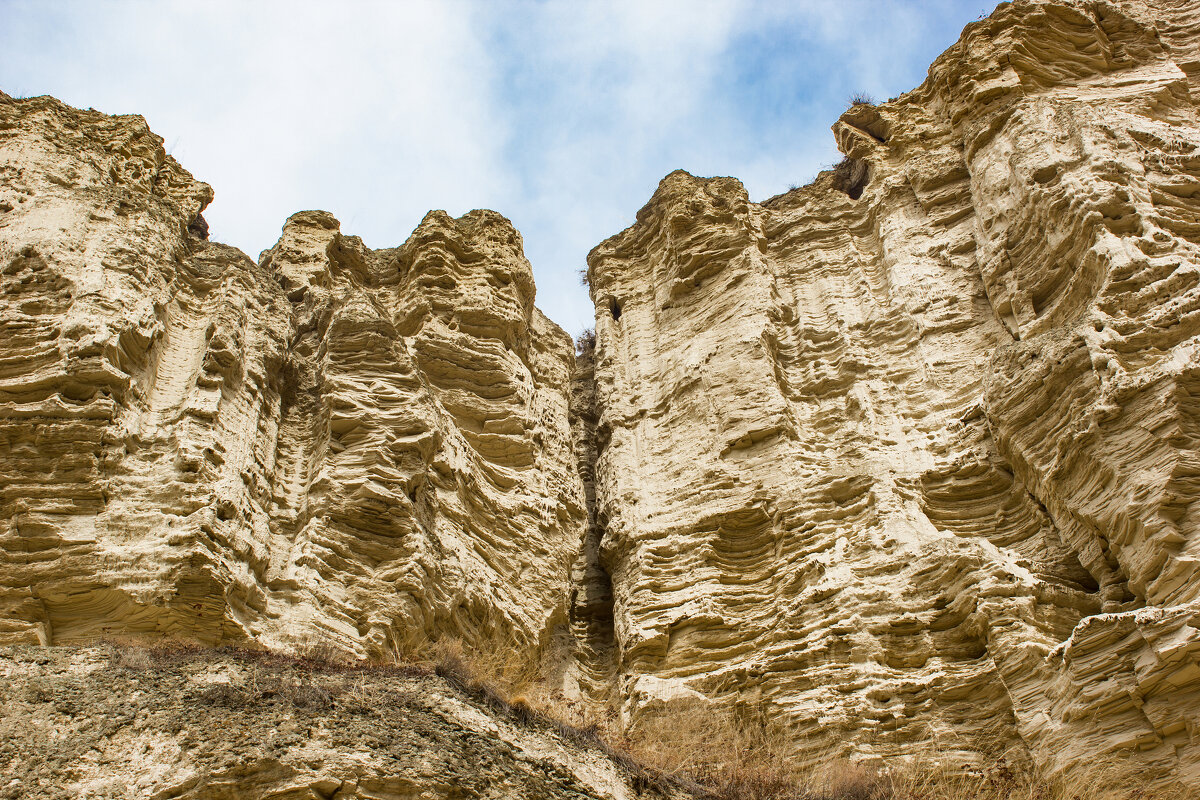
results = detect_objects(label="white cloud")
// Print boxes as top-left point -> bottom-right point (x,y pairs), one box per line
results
2,0 -> 509,255
0,0 -> 989,334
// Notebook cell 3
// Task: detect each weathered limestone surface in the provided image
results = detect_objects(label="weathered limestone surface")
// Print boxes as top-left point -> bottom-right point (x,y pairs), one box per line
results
578,0 -> 1200,788
0,91 -> 584,659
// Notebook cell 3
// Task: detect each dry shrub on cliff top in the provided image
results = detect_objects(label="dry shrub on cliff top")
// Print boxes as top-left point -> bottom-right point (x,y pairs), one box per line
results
575,328 -> 596,355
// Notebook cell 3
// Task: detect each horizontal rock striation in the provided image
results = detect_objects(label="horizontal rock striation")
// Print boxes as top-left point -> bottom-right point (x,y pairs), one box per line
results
5,0 -> 1200,792
579,0 -> 1200,788
0,91 -> 584,660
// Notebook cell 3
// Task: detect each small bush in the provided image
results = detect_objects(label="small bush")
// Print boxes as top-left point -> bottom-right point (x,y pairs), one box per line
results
286,680 -> 333,709
110,646 -> 153,670
199,683 -> 249,707
575,328 -> 596,355
292,640 -> 352,668
849,91 -> 876,106
195,672 -> 334,710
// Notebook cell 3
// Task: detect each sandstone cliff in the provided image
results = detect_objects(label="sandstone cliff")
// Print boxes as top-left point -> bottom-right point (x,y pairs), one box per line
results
0,91 -> 584,660
4,0 -> 1200,795
578,0 -> 1200,788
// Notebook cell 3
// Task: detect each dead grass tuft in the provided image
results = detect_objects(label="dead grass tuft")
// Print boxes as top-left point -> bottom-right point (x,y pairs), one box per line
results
94,637 -> 1180,800
575,327 -> 596,355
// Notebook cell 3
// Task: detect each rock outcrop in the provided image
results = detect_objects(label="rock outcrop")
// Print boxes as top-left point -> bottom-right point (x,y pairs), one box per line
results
0,92 -> 584,660
5,0 -> 1200,793
579,0 -> 1200,788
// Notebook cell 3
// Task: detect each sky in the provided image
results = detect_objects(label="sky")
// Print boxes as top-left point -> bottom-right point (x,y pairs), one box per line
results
0,0 -> 992,335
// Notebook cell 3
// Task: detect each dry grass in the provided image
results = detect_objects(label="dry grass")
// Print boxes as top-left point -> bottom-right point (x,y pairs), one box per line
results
882,757 -> 1173,800
611,703 -> 893,800
96,637 -> 1177,800
546,695 -> 1173,800
615,703 -> 795,798
396,628 -> 549,697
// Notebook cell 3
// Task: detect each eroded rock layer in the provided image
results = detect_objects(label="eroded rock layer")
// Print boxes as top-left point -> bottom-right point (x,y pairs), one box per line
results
0,92 -> 584,660
5,0 -> 1200,791
578,0 -> 1200,788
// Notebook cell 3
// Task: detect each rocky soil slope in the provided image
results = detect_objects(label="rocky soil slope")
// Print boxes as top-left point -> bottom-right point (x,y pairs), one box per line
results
0,645 -> 677,800
2,0 -> 1200,794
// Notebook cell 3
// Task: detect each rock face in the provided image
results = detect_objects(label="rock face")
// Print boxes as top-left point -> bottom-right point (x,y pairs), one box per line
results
0,92 -> 584,659
579,0 -> 1200,788
5,0 -> 1200,793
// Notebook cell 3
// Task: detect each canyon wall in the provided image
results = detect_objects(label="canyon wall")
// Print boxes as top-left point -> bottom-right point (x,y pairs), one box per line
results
578,0 -> 1200,787
0,91 -> 584,660
3,0 -> 1200,793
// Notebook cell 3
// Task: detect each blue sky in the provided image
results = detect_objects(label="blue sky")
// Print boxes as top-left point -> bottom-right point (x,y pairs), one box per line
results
0,0 -> 991,335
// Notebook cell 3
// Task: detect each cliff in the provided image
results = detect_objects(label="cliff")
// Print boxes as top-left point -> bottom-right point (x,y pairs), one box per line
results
578,0 -> 1200,787
0,93 -> 584,659
3,0 -> 1200,795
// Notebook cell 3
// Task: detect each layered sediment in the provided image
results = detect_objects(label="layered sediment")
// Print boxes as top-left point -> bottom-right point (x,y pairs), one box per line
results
578,0 -> 1200,787
0,92 -> 583,660
3,0 -> 1200,793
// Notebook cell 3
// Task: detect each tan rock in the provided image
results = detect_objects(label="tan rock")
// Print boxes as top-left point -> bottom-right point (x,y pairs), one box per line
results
0,92 -> 584,660
5,0 -> 1200,790
579,0 -> 1200,787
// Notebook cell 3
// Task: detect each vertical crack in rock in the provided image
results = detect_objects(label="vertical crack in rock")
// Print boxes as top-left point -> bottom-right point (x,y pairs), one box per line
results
567,338 -> 619,699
